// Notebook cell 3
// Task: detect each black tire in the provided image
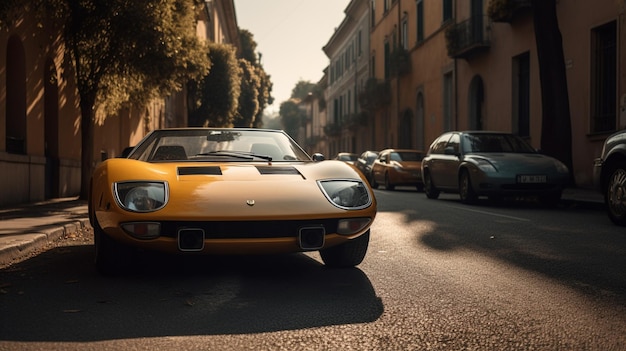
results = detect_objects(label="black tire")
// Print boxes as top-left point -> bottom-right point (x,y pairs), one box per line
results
423,171 -> 440,199
320,230 -> 370,268
459,169 -> 477,204
384,173 -> 395,190
370,175 -> 379,189
94,220 -> 132,276
605,167 -> 626,226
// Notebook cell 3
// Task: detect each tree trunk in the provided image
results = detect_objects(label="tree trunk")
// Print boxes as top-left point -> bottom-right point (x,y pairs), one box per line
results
79,95 -> 95,200
531,0 -> 574,185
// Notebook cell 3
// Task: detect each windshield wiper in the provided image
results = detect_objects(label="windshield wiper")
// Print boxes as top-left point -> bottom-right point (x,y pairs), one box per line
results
196,150 -> 273,161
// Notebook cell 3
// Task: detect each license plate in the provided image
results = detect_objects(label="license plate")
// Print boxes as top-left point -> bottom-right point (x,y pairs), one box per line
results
517,175 -> 547,183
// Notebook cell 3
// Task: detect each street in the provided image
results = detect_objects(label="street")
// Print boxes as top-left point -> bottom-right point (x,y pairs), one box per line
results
1,188 -> 626,351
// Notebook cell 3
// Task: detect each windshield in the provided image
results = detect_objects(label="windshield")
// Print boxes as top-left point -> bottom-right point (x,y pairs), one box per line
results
128,129 -> 311,162
391,151 -> 423,162
462,133 -> 537,153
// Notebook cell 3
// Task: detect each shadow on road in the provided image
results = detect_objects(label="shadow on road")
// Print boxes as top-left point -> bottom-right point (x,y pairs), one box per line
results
0,244 -> 383,342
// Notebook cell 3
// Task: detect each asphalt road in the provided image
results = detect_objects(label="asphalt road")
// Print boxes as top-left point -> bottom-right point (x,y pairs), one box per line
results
1,189 -> 625,351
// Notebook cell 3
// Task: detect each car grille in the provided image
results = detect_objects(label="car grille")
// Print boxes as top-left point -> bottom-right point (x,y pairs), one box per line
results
159,219 -> 338,239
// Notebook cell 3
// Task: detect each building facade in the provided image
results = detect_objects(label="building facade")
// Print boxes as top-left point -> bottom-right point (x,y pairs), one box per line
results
0,0 -> 239,206
323,0 -> 372,158
324,0 -> 625,188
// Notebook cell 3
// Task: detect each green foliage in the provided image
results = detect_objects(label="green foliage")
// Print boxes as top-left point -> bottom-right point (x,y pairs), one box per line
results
279,100 -> 305,138
61,0 -> 211,117
238,29 -> 258,64
188,42 -> 241,127
234,59 -> 260,127
236,28 -> 273,128
290,80 -> 316,100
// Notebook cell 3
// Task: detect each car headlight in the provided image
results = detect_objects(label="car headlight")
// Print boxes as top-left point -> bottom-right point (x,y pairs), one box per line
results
475,159 -> 497,172
553,159 -> 569,173
318,180 -> 372,210
114,181 -> 168,212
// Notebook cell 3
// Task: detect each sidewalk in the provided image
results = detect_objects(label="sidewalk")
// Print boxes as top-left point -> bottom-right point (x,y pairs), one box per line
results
0,197 -> 89,268
0,188 -> 605,268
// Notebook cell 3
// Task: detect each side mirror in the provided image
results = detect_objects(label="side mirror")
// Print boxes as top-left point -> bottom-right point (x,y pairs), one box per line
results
312,153 -> 325,161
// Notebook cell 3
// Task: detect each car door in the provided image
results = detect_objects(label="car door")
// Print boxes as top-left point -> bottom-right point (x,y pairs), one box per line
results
438,133 -> 462,188
372,151 -> 388,183
425,133 -> 454,189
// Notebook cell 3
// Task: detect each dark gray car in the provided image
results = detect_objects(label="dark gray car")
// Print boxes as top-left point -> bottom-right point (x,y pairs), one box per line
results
593,129 -> 626,226
421,131 -> 570,205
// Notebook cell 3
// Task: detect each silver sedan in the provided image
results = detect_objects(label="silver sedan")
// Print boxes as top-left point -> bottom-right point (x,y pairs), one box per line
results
421,131 -> 570,205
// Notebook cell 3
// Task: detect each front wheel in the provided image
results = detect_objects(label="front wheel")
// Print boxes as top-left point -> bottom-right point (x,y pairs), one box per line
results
320,230 -> 370,268
94,220 -> 133,276
423,171 -> 440,199
459,170 -> 477,204
606,167 -> 626,226
384,173 -> 395,191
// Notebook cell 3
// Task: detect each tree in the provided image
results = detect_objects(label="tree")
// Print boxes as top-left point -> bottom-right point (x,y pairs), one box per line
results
236,29 -> 273,128
291,80 -> 316,100
2,0 -> 211,199
531,0 -> 574,184
188,42 -> 241,127
234,59 -> 260,127
279,100 -> 305,140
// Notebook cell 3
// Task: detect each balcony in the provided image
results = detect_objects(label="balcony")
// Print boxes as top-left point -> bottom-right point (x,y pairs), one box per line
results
445,15 -> 491,60
488,0 -> 532,23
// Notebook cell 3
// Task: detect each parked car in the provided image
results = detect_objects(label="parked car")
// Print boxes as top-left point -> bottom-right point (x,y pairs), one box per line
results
593,129 -> 626,226
334,152 -> 359,163
421,131 -> 570,205
354,150 -> 379,185
89,128 -> 377,274
371,149 -> 424,191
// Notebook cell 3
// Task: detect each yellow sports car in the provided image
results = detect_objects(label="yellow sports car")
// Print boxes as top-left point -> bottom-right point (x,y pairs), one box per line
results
89,128 -> 377,274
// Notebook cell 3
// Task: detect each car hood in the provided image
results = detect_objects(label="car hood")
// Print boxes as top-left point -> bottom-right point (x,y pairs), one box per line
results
466,153 -> 566,173
96,159 -> 374,219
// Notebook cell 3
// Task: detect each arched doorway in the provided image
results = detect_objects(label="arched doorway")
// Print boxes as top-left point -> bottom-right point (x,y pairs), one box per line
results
398,109 -> 414,149
44,58 -> 60,198
468,75 -> 484,130
6,35 -> 27,154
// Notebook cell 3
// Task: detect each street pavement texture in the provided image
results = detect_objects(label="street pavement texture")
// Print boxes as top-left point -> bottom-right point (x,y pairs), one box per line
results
0,188 -> 604,269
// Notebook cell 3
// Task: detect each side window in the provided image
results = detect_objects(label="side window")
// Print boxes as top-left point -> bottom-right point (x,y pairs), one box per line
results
430,133 -> 452,154
447,133 -> 460,153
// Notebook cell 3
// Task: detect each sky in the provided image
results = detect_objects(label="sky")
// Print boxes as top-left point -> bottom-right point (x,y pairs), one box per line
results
234,0 -> 351,116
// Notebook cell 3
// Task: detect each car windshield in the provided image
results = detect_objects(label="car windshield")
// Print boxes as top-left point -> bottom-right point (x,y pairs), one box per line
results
462,133 -> 536,153
128,129 -> 311,162
391,152 -> 423,161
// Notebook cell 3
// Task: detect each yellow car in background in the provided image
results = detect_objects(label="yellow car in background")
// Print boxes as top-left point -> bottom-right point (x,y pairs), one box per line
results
371,149 -> 424,191
89,128 -> 377,275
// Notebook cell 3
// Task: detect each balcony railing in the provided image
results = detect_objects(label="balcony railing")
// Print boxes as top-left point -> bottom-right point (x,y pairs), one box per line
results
488,0 -> 532,23
445,15 -> 491,60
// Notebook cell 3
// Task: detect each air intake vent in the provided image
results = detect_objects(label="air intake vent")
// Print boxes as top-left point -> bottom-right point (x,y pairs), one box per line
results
256,166 -> 302,176
178,166 -> 222,176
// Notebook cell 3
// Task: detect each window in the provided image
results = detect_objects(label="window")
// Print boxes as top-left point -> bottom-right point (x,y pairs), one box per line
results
591,21 -> 617,133
443,0 -> 452,23
443,72 -> 453,131
384,41 -> 391,80
513,52 -> 530,137
416,0 -> 424,42
402,19 -> 409,50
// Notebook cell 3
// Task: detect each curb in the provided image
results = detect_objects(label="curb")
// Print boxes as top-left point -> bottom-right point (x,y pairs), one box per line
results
0,218 -> 90,268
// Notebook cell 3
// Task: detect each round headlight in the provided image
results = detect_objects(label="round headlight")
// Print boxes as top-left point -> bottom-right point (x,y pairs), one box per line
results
318,180 -> 372,209
114,182 -> 168,212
